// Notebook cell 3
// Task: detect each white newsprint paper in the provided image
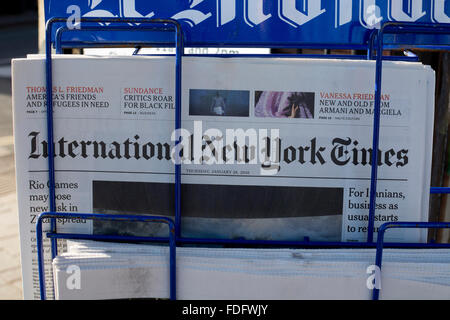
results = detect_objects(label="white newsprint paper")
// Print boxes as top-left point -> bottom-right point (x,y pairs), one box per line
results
12,56 -> 435,299
52,241 -> 450,300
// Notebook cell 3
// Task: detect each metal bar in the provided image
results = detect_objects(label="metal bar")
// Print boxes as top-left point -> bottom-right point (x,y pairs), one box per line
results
134,53 -> 417,61
367,28 -> 384,243
185,54 -> 418,61
367,29 -> 377,60
57,40 -> 448,51
45,232 -> 450,249
45,18 -> 58,261
52,38 -> 419,61
36,212 -> 176,300
49,32 -> 370,50
373,222 -> 450,300
430,187 -> 450,194
153,43 -> 368,50
384,44 -> 450,51
380,22 -> 450,34
55,41 -> 176,48
174,22 -> 183,239
177,237 -> 450,248
54,25 -> 177,54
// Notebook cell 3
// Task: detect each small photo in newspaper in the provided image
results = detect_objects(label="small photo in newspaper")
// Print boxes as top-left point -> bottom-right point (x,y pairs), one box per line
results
255,91 -> 315,119
189,89 -> 250,117
92,180 -> 343,241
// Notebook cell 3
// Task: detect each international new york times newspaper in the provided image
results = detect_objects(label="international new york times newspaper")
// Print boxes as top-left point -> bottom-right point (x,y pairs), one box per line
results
12,56 -> 435,299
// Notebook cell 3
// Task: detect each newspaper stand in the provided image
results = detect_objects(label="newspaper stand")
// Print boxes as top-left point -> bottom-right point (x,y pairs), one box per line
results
35,9 -> 450,300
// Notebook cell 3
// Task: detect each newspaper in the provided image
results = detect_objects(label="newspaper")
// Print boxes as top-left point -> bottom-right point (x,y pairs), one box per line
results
12,55 -> 435,299
53,241 -> 450,300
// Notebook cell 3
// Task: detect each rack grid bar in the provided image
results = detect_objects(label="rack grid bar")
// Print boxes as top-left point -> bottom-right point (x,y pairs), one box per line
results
373,222 -> 450,300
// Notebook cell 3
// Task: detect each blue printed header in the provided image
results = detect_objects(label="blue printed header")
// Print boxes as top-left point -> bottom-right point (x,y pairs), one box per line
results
45,0 -> 450,48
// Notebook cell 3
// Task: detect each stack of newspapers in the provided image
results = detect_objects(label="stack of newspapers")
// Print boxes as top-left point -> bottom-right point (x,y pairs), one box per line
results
52,240 -> 450,300
12,54 -> 440,299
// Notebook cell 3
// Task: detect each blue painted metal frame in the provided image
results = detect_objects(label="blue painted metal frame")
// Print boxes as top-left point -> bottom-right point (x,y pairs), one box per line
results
54,25 -> 177,54
36,212 -> 176,300
54,26 -> 419,63
39,17 -> 450,300
53,22 -> 420,64
431,187 -> 450,194
367,22 -> 450,243
372,222 -> 450,300
133,53 -> 418,61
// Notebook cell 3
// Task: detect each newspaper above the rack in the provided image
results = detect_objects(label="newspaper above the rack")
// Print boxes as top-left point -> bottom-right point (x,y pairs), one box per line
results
12,55 -> 435,299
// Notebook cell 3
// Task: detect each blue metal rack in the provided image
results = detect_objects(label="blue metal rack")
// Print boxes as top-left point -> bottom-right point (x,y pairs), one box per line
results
373,222 -> 450,300
36,16 -> 450,300
36,212 -> 177,300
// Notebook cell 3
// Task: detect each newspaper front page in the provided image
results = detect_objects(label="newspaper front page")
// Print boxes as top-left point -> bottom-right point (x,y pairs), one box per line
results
12,56 -> 435,299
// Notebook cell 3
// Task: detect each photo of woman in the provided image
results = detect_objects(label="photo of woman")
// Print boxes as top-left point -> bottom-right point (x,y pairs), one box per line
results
255,91 -> 315,119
